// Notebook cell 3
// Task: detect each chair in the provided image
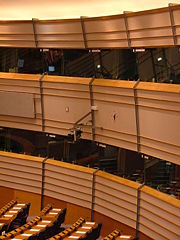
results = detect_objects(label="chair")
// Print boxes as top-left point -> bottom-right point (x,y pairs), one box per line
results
56,208 -> 66,225
103,229 -> 121,240
84,223 -> 102,240
0,223 -> 8,236
0,200 -> 17,217
8,203 -> 31,231
40,204 -> 52,216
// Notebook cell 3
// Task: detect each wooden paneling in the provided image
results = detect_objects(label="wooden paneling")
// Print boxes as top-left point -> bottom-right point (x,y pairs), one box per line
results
44,159 -> 93,209
0,92 -> 35,118
14,190 -> 41,215
0,5 -> 180,48
137,82 -> 180,165
0,186 -> 14,208
94,171 -> 139,229
0,151 -> 43,194
0,186 -> 41,215
0,72 -> 42,131
0,20 -> 35,48
84,16 -> 128,48
65,203 -> 91,224
173,6 -> 180,46
94,211 -> 136,238
35,19 -> 84,49
93,80 -> 137,151
139,186 -> 180,240
1,73 -> 180,165
42,75 -> 92,139
0,152 -> 179,240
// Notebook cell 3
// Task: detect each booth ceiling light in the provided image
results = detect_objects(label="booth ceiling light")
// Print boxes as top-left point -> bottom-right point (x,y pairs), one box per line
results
157,57 -> 163,62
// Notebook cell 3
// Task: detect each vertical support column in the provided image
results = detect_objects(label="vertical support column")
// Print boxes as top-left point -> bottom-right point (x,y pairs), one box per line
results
168,4 -> 177,47
40,157 -> 48,210
117,148 -> 126,176
5,128 -> 11,152
91,50 -> 97,77
61,50 -> 65,75
113,49 -> 120,79
133,79 -> 140,153
14,49 -> 18,72
41,49 -> 46,74
143,154 -> 146,185
91,168 -> 99,221
123,12 -> 131,49
135,183 -> 144,240
32,18 -> 38,48
98,51 -> 104,77
39,74 -> 45,132
80,16 -> 88,49
150,49 -> 157,82
89,78 -> 95,141
162,48 -> 169,81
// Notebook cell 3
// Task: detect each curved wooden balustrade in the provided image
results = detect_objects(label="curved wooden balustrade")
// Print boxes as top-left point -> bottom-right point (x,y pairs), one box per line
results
0,151 -> 179,240
0,72 -> 180,165
0,151 -> 43,194
0,4 -> 180,49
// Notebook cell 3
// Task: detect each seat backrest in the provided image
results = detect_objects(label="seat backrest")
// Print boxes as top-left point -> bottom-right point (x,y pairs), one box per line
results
40,204 -> 53,216
7,203 -> 31,231
0,200 -> 17,217
102,229 -> 121,240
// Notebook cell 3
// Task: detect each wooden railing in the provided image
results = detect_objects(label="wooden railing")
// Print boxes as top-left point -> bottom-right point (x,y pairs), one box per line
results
0,72 -> 180,165
0,151 -> 179,239
0,4 -> 180,49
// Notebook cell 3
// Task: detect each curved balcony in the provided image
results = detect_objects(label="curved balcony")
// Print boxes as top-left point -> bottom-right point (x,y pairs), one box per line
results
0,5 -> 180,49
0,151 -> 179,239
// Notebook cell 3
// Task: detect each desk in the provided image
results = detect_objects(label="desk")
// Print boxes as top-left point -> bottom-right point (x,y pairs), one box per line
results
63,222 -> 97,240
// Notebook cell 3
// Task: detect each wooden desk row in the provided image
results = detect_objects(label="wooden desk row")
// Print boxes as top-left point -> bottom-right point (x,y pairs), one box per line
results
0,201 -> 133,240
103,229 -> 135,240
0,200 -> 17,218
49,218 -> 85,240
0,202 -> 30,236
0,206 -> 66,240
49,218 -> 101,240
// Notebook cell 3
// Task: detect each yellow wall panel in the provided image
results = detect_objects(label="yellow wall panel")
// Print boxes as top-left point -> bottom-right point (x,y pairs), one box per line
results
65,202 -> 91,224
14,189 -> 41,215
0,186 -> 14,208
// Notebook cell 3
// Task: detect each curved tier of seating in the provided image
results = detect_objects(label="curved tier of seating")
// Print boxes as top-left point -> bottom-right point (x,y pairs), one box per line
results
49,218 -> 101,240
0,205 -> 66,240
0,151 -> 179,240
0,203 -> 102,240
0,201 -> 30,235
0,201 -> 135,240
0,73 -> 180,165
0,5 -> 180,49
49,218 -> 86,240
0,200 -> 17,218
102,229 -> 134,240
